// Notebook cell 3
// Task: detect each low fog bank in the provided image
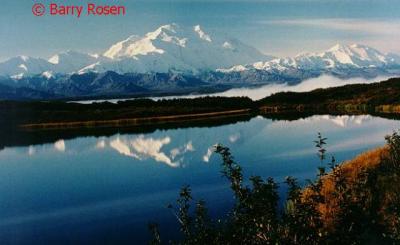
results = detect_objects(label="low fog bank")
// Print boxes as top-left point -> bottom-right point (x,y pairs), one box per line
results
76,75 -> 395,104
212,75 -> 394,100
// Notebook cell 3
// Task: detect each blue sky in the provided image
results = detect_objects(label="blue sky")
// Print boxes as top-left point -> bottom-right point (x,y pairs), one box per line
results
0,0 -> 399,61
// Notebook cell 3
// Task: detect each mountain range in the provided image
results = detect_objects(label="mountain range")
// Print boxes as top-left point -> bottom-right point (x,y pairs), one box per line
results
0,24 -> 271,77
1,23 -> 400,100
218,43 -> 400,73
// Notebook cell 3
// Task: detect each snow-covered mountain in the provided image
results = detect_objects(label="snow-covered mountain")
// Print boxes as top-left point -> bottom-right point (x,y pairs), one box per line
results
0,24 -> 272,77
48,51 -> 100,74
0,52 -> 101,78
0,56 -> 53,78
0,25 -> 399,83
219,44 -> 400,73
80,24 -> 272,74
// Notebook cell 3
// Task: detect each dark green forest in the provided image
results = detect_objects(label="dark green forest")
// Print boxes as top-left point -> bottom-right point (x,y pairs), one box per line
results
1,77 -> 400,129
259,77 -> 400,106
0,97 -> 253,127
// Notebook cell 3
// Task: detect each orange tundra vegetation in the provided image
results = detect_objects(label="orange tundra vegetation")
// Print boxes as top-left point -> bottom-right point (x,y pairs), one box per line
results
303,146 -> 400,235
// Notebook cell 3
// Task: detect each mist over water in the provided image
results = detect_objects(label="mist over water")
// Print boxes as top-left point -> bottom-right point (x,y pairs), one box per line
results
74,75 -> 393,104
211,75 -> 393,100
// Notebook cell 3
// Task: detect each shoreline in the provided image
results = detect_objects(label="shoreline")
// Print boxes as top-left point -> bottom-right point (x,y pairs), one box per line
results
19,109 -> 252,130
16,106 -> 400,131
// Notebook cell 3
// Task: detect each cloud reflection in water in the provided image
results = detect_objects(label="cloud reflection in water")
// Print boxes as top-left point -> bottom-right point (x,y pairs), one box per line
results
106,135 -> 194,168
54,140 -> 66,152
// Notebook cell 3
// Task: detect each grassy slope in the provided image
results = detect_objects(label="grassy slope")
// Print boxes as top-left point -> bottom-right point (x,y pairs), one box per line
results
304,146 -> 400,238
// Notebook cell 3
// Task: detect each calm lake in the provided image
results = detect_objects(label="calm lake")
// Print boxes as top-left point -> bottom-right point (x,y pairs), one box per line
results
0,114 -> 399,244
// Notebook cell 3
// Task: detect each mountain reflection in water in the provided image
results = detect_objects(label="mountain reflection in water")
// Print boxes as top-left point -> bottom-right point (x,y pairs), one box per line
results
0,114 -> 399,244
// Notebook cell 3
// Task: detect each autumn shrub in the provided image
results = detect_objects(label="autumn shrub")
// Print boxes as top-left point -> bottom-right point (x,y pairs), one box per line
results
150,132 -> 400,244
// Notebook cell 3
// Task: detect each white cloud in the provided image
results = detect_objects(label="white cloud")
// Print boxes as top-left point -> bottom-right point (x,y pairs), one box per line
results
291,115 -> 373,128
170,148 -> 181,159
151,75 -> 393,101
186,141 -> 194,151
96,139 -> 106,149
108,135 -> 194,168
130,136 -> 178,167
28,146 -> 35,156
54,140 -> 66,152
110,137 -> 139,158
229,133 -> 241,143
326,115 -> 372,128
170,141 -> 195,159
203,147 -> 214,163
215,74 -> 392,100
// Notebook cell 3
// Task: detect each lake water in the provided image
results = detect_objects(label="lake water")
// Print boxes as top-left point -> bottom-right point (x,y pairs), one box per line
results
0,114 -> 399,244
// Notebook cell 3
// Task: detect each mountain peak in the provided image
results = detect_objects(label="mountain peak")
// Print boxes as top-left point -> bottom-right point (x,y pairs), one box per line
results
224,43 -> 399,73
158,23 -> 180,32
349,43 -> 377,51
327,43 -> 377,54
95,23 -> 270,73
103,24 -> 191,59
48,55 -> 59,64
103,35 -> 142,59
350,43 -> 365,49
194,25 -> 212,42
146,23 -> 181,39
17,55 -> 30,62
327,43 -> 387,64
328,43 -> 349,52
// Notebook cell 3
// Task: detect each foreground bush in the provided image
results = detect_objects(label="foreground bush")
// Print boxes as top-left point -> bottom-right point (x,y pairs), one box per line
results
149,132 -> 400,244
